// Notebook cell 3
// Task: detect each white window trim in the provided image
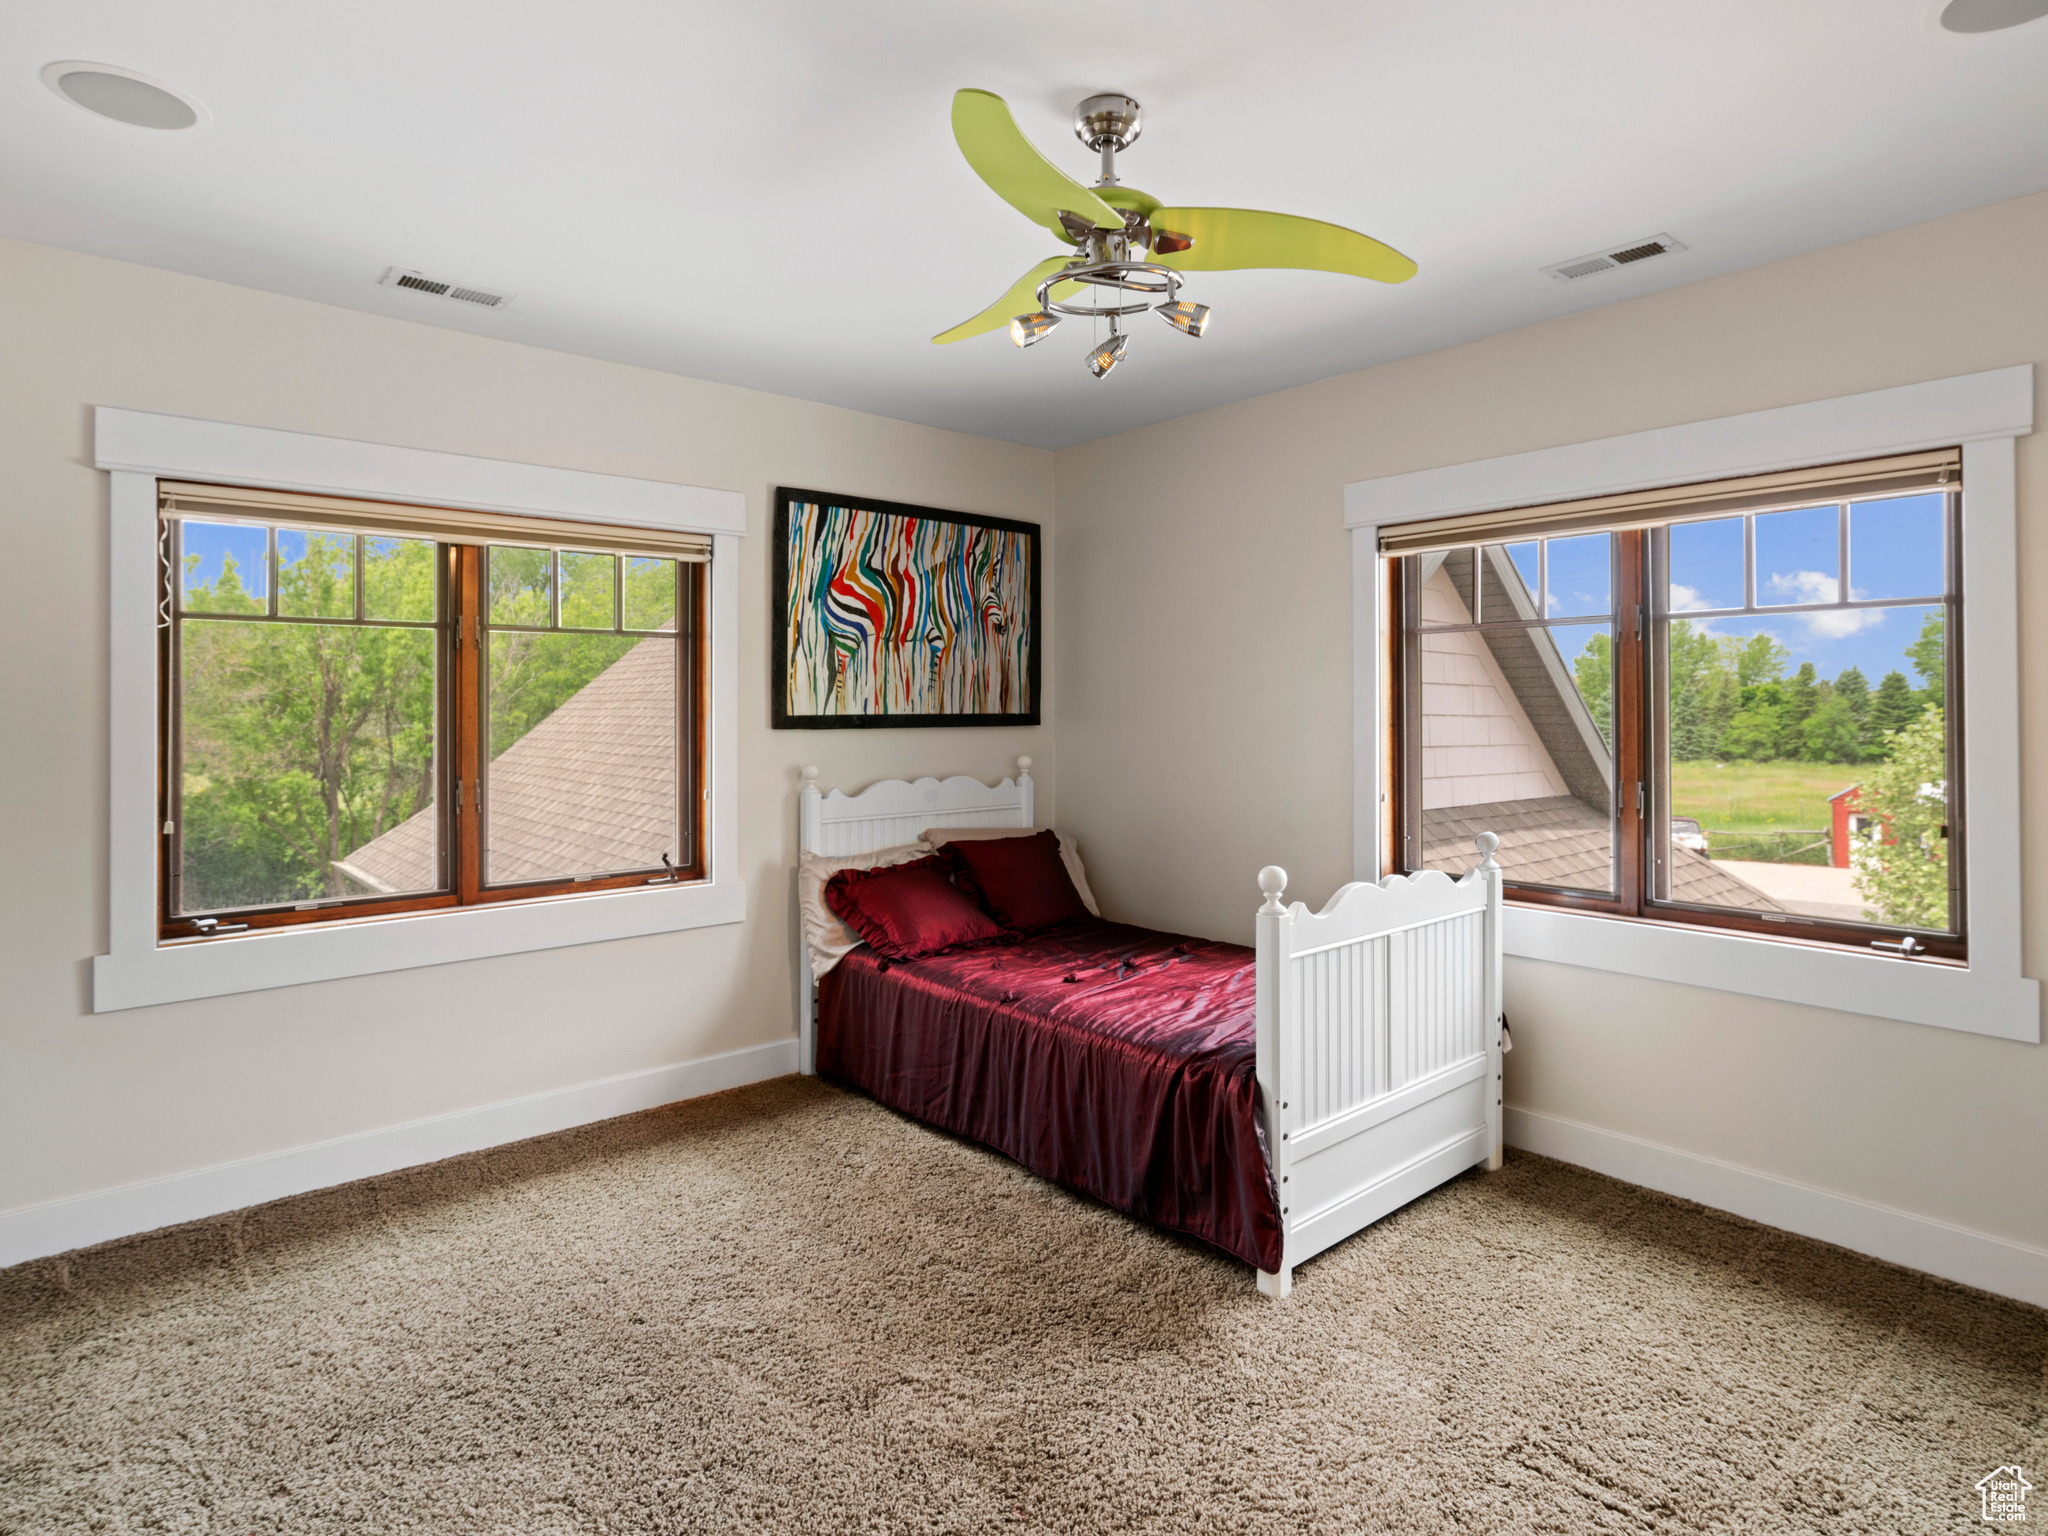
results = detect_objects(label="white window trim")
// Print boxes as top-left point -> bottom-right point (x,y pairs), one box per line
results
93,407 -> 747,1013
1345,365 -> 2038,1042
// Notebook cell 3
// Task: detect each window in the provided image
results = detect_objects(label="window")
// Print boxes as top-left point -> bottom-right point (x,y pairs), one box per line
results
1386,450 -> 1963,960
160,483 -> 707,940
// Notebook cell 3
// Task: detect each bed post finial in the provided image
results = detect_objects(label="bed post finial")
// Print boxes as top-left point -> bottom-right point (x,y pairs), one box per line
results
1475,831 -> 1500,871
1258,866 -> 1288,915
1016,755 -> 1032,779
801,765 -> 820,792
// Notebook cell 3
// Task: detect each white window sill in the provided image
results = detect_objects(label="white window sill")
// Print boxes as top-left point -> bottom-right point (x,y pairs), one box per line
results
93,879 -> 747,1012
1505,903 -> 2037,1042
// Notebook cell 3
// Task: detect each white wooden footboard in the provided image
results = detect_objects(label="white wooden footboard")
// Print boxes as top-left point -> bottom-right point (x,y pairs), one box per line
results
1254,834 -> 1504,1299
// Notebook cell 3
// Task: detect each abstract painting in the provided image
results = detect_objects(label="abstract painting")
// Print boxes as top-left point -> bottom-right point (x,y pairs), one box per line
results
773,488 -> 1039,728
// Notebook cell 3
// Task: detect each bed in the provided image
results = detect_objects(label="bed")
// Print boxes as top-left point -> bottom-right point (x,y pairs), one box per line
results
796,758 -> 1505,1298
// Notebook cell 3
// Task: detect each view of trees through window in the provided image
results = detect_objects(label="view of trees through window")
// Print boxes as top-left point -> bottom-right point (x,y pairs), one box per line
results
484,546 -> 673,757
176,525 -> 439,913
170,519 -> 687,918
1402,487 -> 1956,941
1653,493 -> 1954,932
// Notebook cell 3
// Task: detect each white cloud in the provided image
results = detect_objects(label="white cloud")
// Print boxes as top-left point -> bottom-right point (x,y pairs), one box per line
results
1668,583 -> 1727,632
1670,583 -> 1714,612
1766,569 -> 1839,604
1763,569 -> 1887,639
1800,606 -> 1886,640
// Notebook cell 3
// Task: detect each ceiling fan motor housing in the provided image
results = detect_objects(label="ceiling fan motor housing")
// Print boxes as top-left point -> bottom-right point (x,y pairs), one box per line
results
1074,94 -> 1142,152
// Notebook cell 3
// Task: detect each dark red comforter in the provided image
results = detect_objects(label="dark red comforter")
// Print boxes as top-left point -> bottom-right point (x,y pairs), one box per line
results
817,920 -> 1282,1272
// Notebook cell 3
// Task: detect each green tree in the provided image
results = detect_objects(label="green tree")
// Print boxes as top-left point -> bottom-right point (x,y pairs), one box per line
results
622,555 -> 677,631
1832,665 -> 1870,758
1868,669 -> 1920,741
1668,619 -> 1729,759
1799,695 -> 1863,763
1734,632 -> 1789,688
1572,631 -> 1612,746
184,549 -> 264,614
482,545 -> 652,755
180,535 -> 438,908
1722,683 -> 1786,760
1905,609 -> 1946,709
1695,669 -> 1739,758
486,630 -> 636,756
1779,662 -> 1823,757
1850,704 -> 1950,929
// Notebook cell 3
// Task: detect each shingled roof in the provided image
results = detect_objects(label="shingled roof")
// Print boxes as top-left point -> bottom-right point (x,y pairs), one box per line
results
1416,551 -> 1776,912
335,635 -> 678,892
1423,796 -> 1780,910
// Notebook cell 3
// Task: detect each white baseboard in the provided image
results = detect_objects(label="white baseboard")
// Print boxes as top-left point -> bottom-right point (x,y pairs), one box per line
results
1506,1106 -> 2048,1310
0,1037 -> 798,1270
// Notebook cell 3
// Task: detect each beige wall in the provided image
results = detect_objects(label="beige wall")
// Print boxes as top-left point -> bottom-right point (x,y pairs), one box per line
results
0,236 -> 1052,1216
1053,189 -> 2048,1251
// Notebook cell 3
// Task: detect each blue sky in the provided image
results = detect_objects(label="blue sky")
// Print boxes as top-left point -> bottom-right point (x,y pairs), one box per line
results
180,521 -> 269,605
1668,493 -> 1945,685
1493,494 -> 1946,686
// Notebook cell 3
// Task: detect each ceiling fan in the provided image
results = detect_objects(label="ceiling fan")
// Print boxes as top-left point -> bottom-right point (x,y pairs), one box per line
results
934,89 -> 1417,378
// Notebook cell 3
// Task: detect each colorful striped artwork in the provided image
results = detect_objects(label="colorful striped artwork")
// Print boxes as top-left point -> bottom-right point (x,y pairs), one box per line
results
778,494 -> 1036,724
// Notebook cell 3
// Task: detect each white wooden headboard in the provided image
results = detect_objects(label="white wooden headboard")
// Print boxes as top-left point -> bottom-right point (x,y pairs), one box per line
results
795,756 -> 1035,1073
799,757 -> 1034,858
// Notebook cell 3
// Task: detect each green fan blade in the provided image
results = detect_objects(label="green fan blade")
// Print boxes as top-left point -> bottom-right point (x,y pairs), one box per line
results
952,89 -> 1124,238
1150,207 -> 1417,283
932,257 -> 1090,344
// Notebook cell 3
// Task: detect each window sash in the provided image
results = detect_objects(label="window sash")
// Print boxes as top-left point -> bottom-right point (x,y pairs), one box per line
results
163,525 -> 457,925
476,545 -> 694,889
1397,536 -> 1630,902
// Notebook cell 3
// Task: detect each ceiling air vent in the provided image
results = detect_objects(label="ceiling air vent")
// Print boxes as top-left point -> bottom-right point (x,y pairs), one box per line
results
378,267 -> 515,309
1542,234 -> 1687,284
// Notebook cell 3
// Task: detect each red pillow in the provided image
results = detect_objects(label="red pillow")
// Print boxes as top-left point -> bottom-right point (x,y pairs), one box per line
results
945,830 -> 1090,932
824,853 -> 1008,961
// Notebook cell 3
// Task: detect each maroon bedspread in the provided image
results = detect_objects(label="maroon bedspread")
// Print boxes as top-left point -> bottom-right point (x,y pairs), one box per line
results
817,920 -> 1282,1272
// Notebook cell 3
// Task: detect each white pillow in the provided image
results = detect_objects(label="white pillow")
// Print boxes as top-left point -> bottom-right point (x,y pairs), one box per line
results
798,840 -> 932,980
919,826 -> 1101,918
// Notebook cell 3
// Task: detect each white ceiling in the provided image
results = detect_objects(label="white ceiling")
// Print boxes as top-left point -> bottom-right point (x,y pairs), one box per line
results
4,1 -> 2046,450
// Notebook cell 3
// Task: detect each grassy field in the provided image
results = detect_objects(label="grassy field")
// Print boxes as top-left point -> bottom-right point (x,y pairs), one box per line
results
1670,760 -> 1859,835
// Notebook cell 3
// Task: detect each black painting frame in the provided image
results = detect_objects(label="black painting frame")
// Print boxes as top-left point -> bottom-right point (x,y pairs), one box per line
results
772,486 -> 1042,730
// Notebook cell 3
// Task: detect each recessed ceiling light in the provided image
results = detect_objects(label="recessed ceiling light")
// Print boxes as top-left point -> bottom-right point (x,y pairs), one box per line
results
1938,0 -> 2048,32
41,61 -> 208,130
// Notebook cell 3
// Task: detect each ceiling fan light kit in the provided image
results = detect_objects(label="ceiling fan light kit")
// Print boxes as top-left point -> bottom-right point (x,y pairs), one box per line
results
937,87 -> 1416,380
1085,327 -> 1130,380
1008,311 -> 1061,347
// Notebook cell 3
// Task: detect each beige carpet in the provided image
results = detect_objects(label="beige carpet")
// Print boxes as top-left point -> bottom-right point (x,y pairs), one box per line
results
3,1078 -> 2042,1534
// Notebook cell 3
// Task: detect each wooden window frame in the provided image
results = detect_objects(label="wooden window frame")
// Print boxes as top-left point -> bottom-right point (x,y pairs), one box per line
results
158,523 -> 708,944
1386,508 -> 1967,965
